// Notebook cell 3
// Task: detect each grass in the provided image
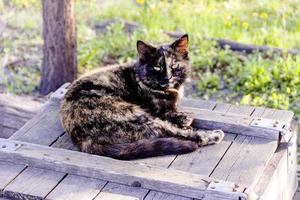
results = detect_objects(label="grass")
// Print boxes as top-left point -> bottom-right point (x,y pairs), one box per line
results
0,0 -> 300,121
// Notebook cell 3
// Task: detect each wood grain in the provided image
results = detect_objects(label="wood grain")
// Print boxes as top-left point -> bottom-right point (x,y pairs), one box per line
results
10,101 -> 64,146
94,182 -> 149,200
144,191 -> 192,200
3,167 -> 65,200
181,106 -> 280,140
170,133 -> 236,175
0,138 -> 246,199
212,103 -> 231,114
0,161 -> 26,190
210,136 -> 278,187
46,174 -> 107,200
51,133 -> 79,151
181,98 -> 217,110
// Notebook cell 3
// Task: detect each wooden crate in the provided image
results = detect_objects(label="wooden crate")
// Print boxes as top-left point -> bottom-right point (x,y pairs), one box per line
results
0,83 -> 298,200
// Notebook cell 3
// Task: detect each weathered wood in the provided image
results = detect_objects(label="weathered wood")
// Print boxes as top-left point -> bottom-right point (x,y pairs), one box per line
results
210,136 -> 278,187
0,126 -> 17,139
266,109 -> 294,125
0,138 -> 246,200
0,94 -> 43,138
46,174 -> 107,200
227,104 -> 254,116
181,106 -> 281,140
250,107 -> 266,118
285,122 -> 298,200
181,98 -> 216,110
0,108 -> 32,128
49,82 -> 71,101
3,167 -> 65,200
212,103 -> 231,114
94,182 -> 149,200
170,133 -> 236,175
0,94 -> 43,115
144,191 -> 192,200
0,161 -> 26,190
51,133 -> 79,151
134,155 -> 176,168
252,143 -> 288,200
10,100 -> 64,146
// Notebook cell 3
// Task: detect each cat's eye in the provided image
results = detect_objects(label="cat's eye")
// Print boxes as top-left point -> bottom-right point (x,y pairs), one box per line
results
153,66 -> 161,71
171,64 -> 179,69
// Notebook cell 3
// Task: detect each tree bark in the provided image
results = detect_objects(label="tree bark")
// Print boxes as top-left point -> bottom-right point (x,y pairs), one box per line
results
40,0 -> 77,95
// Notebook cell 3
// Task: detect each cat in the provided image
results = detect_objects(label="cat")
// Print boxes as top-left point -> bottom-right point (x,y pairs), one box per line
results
60,34 -> 224,160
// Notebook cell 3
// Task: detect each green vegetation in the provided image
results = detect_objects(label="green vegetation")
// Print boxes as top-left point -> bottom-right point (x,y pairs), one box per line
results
1,0 -> 300,120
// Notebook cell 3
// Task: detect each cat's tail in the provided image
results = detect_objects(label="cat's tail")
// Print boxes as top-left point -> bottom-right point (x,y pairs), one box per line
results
82,138 -> 198,160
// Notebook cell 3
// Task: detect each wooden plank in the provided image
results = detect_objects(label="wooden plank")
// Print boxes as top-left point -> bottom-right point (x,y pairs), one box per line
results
268,109 -> 294,125
170,133 -> 236,175
0,161 -> 26,190
250,107 -> 266,118
134,155 -> 176,168
0,108 -> 31,129
181,98 -> 216,110
210,135 -> 278,187
51,133 -> 79,151
9,100 -> 64,146
0,126 -> 17,139
0,105 -> 35,120
285,123 -> 298,200
260,108 -> 276,119
46,174 -> 107,200
227,104 -> 255,116
212,103 -> 231,114
180,106 -> 280,140
94,182 -> 149,200
3,167 -> 65,200
252,143 -> 288,200
49,83 -> 70,101
0,138 -> 246,200
0,93 -> 43,114
144,191 -> 192,200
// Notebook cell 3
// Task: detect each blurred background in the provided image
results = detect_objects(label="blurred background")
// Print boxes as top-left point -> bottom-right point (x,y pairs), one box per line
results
0,0 -> 299,119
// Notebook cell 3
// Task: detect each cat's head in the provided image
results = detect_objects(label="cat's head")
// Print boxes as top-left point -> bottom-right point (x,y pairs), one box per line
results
135,34 -> 190,91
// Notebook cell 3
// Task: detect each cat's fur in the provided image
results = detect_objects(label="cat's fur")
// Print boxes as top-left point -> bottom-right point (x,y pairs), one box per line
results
60,34 -> 224,160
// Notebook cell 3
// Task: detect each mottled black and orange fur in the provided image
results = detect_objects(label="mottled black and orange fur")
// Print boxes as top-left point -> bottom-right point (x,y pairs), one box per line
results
60,34 -> 224,160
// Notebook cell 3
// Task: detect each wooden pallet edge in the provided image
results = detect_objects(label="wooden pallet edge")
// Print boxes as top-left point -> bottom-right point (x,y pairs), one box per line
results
49,83 -> 71,101
180,106 -> 281,141
0,138 -> 247,200
251,120 -> 298,200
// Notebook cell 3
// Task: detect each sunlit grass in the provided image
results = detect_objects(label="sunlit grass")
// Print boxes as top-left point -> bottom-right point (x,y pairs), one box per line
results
1,0 -> 300,120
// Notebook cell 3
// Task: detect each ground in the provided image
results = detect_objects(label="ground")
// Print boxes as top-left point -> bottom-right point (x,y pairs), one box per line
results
0,1 -> 299,122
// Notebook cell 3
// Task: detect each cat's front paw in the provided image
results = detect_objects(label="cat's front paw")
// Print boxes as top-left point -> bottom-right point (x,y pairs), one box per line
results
173,112 -> 194,128
195,129 -> 225,146
209,129 -> 225,144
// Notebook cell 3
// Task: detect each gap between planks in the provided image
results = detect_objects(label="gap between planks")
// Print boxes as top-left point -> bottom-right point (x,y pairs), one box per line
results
0,138 -> 247,200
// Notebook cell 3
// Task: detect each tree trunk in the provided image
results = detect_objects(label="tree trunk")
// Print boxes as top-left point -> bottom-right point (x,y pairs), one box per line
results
40,0 -> 77,95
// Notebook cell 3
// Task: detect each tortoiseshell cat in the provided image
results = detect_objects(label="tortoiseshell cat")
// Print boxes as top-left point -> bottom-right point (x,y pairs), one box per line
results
60,34 -> 224,160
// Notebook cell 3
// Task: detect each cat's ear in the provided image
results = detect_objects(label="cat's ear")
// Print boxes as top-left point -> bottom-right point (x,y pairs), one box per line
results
137,40 -> 156,59
171,34 -> 189,54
